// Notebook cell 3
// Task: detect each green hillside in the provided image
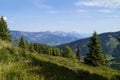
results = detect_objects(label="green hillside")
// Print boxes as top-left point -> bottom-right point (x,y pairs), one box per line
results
57,31 -> 120,62
0,40 -> 120,80
57,31 -> 120,55
57,31 -> 120,70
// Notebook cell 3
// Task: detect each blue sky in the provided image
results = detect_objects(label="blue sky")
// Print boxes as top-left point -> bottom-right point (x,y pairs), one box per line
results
0,0 -> 120,33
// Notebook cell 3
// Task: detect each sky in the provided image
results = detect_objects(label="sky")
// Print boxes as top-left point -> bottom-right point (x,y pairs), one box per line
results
0,0 -> 120,33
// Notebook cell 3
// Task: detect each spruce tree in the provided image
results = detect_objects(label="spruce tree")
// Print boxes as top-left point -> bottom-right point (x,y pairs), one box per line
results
117,38 -> 120,42
0,16 -> 11,41
84,32 -> 107,66
76,43 -> 81,61
18,36 -> 26,49
29,43 -> 35,52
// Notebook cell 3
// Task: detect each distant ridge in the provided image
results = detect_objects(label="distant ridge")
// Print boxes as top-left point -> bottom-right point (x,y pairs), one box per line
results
10,30 -> 91,46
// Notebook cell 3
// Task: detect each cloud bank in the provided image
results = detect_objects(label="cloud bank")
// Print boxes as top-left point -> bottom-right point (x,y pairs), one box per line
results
75,0 -> 120,9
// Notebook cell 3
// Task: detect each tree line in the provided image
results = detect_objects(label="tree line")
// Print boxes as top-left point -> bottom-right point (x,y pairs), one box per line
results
18,36 -> 77,59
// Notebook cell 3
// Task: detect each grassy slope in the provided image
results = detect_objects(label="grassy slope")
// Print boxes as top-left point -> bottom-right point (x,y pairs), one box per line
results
31,53 -> 120,80
0,40 -> 12,48
0,40 -> 120,80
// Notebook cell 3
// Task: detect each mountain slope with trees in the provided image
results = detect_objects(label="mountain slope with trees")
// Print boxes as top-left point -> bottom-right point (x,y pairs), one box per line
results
57,31 -> 120,59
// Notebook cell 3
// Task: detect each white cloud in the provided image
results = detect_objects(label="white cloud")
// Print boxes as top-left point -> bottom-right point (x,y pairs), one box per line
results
48,10 -> 58,14
8,18 -> 15,23
3,17 -> 7,21
75,0 -> 120,9
98,9 -> 112,13
8,20 -> 15,23
48,9 -> 88,14
76,9 -> 88,13
31,0 -> 53,10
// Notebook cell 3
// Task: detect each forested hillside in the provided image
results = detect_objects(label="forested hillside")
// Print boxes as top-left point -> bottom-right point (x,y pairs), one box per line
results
57,31 -> 120,58
57,31 -> 120,70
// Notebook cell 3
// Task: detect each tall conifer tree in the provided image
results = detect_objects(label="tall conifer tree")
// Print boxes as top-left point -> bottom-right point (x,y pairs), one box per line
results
0,16 -> 11,41
84,32 -> 107,66
76,43 -> 81,61
117,38 -> 120,42
29,43 -> 35,52
18,36 -> 26,49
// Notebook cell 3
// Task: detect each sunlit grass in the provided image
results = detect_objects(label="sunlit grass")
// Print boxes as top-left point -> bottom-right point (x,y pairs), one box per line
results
0,40 -> 120,80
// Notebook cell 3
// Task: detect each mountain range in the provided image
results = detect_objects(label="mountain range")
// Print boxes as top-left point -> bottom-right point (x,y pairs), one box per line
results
10,30 -> 91,46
